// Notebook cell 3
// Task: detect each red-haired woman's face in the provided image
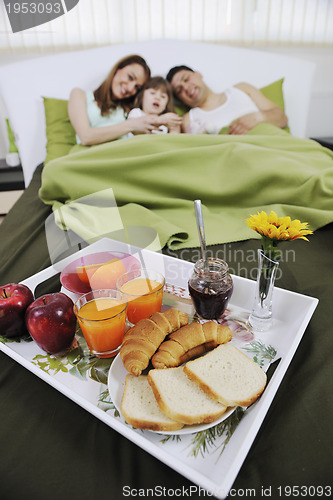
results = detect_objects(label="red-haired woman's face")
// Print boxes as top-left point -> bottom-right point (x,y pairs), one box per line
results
112,63 -> 147,100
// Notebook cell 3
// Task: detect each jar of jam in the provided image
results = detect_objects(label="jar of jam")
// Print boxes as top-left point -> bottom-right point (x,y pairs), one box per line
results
188,258 -> 233,320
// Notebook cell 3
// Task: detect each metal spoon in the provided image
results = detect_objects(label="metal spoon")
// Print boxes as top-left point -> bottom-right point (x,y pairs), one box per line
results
194,199 -> 208,266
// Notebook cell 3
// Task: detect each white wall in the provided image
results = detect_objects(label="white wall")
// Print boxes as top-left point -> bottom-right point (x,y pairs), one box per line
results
257,46 -> 333,139
0,45 -> 332,158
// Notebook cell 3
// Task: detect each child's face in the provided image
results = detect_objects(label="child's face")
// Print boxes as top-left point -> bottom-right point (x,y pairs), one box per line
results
142,87 -> 168,115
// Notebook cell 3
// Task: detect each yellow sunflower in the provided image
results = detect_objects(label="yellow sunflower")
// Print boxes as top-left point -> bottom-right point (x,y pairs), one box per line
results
246,210 -> 313,242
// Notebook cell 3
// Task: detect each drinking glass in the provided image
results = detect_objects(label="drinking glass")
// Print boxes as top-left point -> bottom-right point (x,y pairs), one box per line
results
117,269 -> 165,325
74,289 -> 127,358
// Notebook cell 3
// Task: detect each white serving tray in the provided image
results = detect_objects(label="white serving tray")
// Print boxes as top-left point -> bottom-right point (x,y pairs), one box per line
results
0,237 -> 318,499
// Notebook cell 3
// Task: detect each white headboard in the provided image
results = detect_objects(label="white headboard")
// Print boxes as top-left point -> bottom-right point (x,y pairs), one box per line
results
0,39 -> 316,187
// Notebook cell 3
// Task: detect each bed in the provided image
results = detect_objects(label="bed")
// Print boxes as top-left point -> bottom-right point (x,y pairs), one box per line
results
0,40 -> 332,500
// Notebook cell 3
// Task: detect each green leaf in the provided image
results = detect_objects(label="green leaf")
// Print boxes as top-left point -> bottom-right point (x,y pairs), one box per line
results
160,434 -> 182,445
68,356 -> 94,380
90,358 -> 113,385
0,332 -> 33,343
243,340 -> 277,365
66,347 -> 84,366
31,353 -> 69,375
159,408 -> 245,459
189,407 -> 245,459
98,388 -> 120,416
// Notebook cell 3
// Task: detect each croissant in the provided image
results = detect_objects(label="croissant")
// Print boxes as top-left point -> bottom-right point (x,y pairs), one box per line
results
120,308 -> 189,376
151,321 -> 232,369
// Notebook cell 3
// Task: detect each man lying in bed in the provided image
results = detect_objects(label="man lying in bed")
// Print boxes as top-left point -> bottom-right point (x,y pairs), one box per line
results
166,65 -> 288,135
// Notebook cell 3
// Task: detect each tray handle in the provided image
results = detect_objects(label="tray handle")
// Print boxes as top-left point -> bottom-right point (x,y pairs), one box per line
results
21,265 -> 59,296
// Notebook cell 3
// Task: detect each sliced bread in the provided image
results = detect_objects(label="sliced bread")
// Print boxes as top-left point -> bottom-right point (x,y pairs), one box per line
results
147,366 -> 227,425
120,374 -> 184,431
184,344 -> 267,407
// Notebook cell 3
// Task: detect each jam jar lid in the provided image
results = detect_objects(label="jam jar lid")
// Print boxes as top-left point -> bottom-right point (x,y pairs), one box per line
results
193,258 -> 229,281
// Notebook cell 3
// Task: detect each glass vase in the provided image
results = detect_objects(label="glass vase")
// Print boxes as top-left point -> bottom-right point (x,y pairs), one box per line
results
248,249 -> 279,332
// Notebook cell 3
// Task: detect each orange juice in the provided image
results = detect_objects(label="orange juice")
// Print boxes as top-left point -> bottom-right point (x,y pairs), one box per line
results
76,297 -> 127,358
120,278 -> 164,324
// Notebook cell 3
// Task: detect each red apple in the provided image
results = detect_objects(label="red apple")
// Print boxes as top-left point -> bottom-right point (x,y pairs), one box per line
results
0,283 -> 34,337
25,292 -> 76,354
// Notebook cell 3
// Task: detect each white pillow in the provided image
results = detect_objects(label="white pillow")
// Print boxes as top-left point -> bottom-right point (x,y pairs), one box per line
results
0,39 -> 315,187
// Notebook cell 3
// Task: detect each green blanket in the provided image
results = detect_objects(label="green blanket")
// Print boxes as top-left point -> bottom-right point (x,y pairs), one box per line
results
39,124 -> 333,250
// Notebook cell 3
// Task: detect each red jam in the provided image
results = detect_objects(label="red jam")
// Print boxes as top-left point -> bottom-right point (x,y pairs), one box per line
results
188,258 -> 233,320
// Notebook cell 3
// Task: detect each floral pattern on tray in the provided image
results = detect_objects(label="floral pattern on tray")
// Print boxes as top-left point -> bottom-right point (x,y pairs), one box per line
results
0,237 -> 318,499
0,281 -> 277,459
165,282 -> 256,344
25,329 -> 276,457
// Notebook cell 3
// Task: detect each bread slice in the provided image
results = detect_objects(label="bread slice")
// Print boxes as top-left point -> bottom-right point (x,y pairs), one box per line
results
184,344 -> 267,407
120,374 -> 184,431
147,366 -> 227,425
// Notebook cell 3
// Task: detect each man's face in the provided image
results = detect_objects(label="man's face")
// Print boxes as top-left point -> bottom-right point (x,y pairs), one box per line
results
170,70 -> 206,108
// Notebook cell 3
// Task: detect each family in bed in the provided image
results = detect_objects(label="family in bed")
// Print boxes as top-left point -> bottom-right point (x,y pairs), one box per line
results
68,54 -> 288,146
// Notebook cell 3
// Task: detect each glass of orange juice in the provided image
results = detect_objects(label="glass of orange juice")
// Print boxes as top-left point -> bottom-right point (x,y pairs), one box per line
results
117,269 -> 165,325
74,289 -> 127,358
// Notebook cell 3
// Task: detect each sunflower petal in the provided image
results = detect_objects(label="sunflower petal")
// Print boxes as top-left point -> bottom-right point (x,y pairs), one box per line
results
246,210 -> 312,244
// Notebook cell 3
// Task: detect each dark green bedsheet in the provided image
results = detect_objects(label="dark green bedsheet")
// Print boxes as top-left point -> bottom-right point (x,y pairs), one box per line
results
0,164 -> 332,500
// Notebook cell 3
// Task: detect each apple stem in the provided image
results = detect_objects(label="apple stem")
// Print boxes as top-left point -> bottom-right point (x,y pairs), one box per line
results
43,297 -> 46,305
3,288 -> 7,299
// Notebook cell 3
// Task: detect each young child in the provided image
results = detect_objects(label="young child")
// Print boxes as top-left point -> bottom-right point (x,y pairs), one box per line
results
127,76 -> 181,135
